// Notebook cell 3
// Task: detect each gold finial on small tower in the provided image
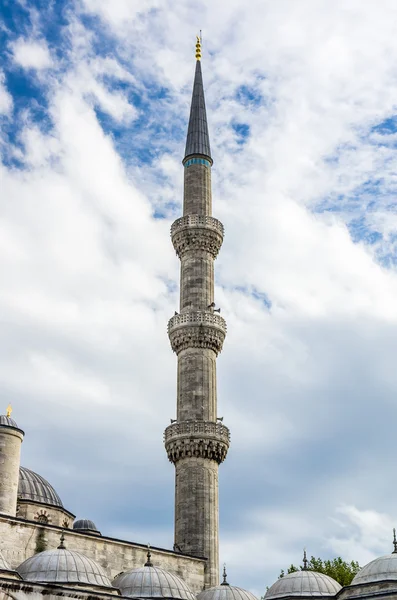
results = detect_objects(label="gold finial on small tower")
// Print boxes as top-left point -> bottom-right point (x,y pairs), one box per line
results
195,34 -> 202,61
6,404 -> 12,418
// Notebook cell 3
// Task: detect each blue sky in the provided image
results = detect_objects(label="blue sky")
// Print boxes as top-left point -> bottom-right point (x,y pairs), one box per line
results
2,0 -> 397,595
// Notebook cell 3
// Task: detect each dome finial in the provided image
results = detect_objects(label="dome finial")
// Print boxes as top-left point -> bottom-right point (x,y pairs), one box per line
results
303,549 -> 308,570
221,563 -> 229,586
144,543 -> 153,567
195,34 -> 202,61
6,404 -> 12,418
392,529 -> 397,554
57,530 -> 66,550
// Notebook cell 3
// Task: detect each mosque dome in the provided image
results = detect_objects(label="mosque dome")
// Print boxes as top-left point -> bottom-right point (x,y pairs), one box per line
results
73,519 -> 101,536
197,586 -> 258,600
197,569 -> 258,600
351,554 -> 397,585
113,550 -> 195,600
17,534 -> 112,590
18,466 -> 63,508
265,571 -> 341,599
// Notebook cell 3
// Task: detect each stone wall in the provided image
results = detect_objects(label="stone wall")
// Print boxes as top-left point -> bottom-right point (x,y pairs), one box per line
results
0,515 -> 206,594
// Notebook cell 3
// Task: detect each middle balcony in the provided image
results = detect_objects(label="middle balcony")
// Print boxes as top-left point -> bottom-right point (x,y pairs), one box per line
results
168,310 -> 227,355
171,215 -> 224,259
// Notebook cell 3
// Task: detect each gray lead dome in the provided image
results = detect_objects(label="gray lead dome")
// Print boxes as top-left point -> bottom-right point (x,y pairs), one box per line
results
197,586 -> 259,600
113,566 -> 196,600
17,547 -> 112,590
18,466 -> 63,507
265,571 -> 341,598
73,519 -> 101,535
352,554 -> 397,585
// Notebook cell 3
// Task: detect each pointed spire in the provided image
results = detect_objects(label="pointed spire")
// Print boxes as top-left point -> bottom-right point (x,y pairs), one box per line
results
303,549 -> 308,570
6,404 -> 12,418
392,529 -> 397,554
144,544 -> 153,567
221,563 -> 229,586
183,36 -> 212,165
57,531 -> 66,549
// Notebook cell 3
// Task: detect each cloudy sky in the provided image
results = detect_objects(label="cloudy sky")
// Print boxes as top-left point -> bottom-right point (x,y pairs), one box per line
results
2,0 -> 397,594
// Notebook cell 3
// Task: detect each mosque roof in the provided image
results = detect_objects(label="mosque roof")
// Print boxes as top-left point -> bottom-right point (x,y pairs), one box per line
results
198,570 -> 259,600
351,554 -> 397,585
18,466 -> 63,508
197,567 -> 258,600
197,587 -> 258,600
17,534 -> 112,590
73,519 -> 101,535
265,571 -> 341,598
113,550 -> 195,600
183,37 -> 212,163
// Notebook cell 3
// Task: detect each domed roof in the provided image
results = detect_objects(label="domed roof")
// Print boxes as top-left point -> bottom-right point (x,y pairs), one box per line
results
73,519 -> 101,535
17,535 -> 112,590
197,568 -> 258,600
113,550 -> 195,600
0,415 -> 19,428
18,466 -> 63,508
265,571 -> 341,599
197,584 -> 258,600
352,554 -> 397,585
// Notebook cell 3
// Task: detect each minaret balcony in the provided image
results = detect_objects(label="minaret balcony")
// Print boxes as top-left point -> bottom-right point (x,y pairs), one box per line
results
168,310 -> 227,355
164,420 -> 230,464
171,215 -> 224,259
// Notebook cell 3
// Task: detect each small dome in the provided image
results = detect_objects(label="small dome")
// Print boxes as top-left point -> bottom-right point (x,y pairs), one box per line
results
352,554 -> 397,585
73,519 -> 101,535
0,415 -> 19,428
18,466 -> 63,508
197,585 -> 258,600
17,545 -> 112,590
113,566 -> 195,600
265,571 -> 341,599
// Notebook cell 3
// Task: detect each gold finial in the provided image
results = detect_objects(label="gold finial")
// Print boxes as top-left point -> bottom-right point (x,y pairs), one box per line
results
195,34 -> 202,61
6,404 -> 12,418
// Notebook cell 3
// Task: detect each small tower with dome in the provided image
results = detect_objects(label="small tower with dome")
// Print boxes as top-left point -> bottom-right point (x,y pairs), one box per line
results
0,405 -> 24,516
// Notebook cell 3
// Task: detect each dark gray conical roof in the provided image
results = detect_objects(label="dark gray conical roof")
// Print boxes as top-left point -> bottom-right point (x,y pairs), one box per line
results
184,60 -> 212,163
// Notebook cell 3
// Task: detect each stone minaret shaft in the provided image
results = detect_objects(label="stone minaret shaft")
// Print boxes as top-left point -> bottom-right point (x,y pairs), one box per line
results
164,40 -> 230,590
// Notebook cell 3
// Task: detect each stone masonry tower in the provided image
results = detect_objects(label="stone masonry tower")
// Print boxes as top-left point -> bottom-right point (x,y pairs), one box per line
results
164,38 -> 230,590
0,407 -> 24,516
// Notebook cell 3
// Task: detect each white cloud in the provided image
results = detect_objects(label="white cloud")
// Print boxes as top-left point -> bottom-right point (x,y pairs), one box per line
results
3,0 -> 397,594
0,71 -> 13,115
11,38 -> 53,70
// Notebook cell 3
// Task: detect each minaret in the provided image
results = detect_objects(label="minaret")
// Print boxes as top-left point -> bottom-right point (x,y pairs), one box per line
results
164,37 -> 230,589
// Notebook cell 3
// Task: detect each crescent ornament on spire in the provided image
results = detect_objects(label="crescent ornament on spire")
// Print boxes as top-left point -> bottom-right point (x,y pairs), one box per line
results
195,35 -> 202,61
